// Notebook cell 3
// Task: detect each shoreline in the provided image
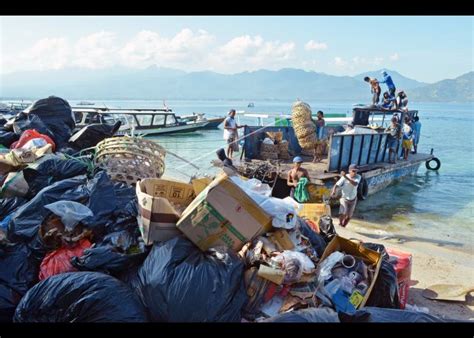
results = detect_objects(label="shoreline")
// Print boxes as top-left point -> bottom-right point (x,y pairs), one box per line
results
335,218 -> 474,321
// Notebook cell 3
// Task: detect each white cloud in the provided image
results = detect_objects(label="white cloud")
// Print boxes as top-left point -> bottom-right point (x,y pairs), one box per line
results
390,53 -> 400,61
210,35 -> 296,72
334,56 -> 348,68
304,40 -> 328,51
73,31 -> 118,69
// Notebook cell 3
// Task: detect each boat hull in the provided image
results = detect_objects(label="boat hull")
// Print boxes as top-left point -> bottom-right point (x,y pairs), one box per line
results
364,161 -> 422,196
202,117 -> 225,129
134,122 -> 209,136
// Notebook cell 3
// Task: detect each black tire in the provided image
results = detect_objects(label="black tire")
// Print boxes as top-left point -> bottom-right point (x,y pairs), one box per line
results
425,157 -> 441,171
357,177 -> 368,200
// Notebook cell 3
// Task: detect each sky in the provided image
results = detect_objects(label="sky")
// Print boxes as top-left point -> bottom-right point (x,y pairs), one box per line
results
0,16 -> 472,83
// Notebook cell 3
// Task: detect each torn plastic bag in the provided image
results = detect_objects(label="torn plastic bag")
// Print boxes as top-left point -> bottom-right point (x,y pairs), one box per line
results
297,217 -> 327,257
0,131 -> 19,148
0,197 -> 27,219
339,306 -> 447,322
8,175 -> 88,242
69,122 -> 121,150
11,129 -> 56,152
262,307 -> 340,322
22,156 -> 88,197
38,239 -> 92,281
12,113 -> 53,138
44,201 -> 93,231
14,271 -> 148,322
318,215 -> 337,243
71,229 -> 148,277
0,242 -> 39,322
362,243 -> 400,309
135,236 -> 247,322
20,96 -> 75,149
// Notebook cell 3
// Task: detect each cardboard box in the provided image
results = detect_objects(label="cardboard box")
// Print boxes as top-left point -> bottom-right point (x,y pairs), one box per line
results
136,178 -> 195,245
318,235 -> 382,309
176,173 -> 272,252
298,203 -> 331,222
191,177 -> 212,196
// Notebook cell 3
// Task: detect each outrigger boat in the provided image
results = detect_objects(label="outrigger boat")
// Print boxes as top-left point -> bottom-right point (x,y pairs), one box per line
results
72,107 -> 209,137
232,107 -> 441,202
178,113 -> 226,129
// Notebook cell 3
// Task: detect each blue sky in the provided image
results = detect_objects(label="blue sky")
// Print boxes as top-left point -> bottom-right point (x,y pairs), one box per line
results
1,16 -> 472,82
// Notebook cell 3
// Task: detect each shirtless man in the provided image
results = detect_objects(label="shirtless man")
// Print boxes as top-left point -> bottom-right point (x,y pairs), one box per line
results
287,156 -> 310,199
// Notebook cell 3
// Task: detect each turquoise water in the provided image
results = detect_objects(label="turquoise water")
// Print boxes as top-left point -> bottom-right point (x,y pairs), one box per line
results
79,99 -> 474,253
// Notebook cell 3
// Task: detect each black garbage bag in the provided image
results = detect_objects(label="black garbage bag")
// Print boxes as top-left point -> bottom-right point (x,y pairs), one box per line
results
0,130 -> 19,148
69,122 -> 121,150
339,306 -> 447,322
22,157 -> 88,197
298,218 -> 327,257
262,307 -> 340,322
362,242 -> 400,308
71,230 -> 148,277
0,197 -> 27,219
20,96 -> 75,149
135,236 -> 247,322
12,113 -> 53,138
0,242 -> 39,322
8,175 -> 88,243
13,271 -> 148,322
318,215 -> 337,243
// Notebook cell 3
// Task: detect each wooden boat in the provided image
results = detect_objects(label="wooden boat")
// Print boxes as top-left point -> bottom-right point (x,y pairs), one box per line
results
232,107 -> 440,202
72,107 -> 209,137
178,113 -> 225,129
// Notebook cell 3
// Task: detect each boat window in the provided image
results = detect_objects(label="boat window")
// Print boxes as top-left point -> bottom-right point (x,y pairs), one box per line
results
153,114 -> 166,126
165,115 -> 177,126
135,114 -> 153,126
74,111 -> 84,124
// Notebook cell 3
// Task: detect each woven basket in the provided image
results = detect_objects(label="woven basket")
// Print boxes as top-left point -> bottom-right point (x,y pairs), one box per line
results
278,142 -> 290,160
94,136 -> 166,186
291,101 -> 316,149
260,151 -> 279,160
266,131 -> 283,143
261,143 -> 278,153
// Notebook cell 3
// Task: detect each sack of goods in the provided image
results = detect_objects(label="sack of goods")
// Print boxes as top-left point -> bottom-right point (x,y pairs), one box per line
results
278,141 -> 290,160
260,138 -> 278,160
291,101 -> 316,149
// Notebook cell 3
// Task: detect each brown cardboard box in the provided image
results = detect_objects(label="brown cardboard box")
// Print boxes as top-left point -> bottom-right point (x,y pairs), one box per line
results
191,177 -> 212,196
136,178 -> 195,245
298,203 -> 331,222
318,235 -> 382,309
270,229 -> 295,250
176,173 -> 272,252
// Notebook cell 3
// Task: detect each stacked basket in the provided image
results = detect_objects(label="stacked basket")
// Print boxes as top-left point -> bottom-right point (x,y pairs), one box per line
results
94,136 -> 166,186
291,100 -> 316,151
260,142 -> 279,160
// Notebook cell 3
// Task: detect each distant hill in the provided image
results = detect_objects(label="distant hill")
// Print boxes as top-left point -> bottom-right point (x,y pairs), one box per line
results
409,72 -> 473,102
0,66 -> 471,102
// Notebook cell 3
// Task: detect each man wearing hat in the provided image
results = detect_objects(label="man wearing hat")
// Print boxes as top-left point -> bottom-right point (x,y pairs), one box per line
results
287,156 -> 310,200
330,164 -> 361,227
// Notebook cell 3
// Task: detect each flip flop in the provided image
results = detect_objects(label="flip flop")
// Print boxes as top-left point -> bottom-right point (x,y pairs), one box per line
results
422,284 -> 474,302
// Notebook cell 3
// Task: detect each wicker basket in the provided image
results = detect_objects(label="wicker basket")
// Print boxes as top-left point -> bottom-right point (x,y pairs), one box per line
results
94,136 -> 166,186
277,141 -> 289,160
261,143 -> 278,153
260,151 -> 279,161
292,101 -> 316,149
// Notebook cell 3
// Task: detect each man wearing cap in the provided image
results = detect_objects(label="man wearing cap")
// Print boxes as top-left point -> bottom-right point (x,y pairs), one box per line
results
287,156 -> 310,201
330,164 -> 361,227
379,71 -> 396,98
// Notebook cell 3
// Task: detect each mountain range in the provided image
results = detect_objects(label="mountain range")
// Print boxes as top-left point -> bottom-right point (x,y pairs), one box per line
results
0,67 -> 472,102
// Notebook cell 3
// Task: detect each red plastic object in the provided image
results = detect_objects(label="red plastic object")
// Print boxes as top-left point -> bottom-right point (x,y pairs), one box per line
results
38,239 -> 92,281
11,129 -> 56,152
386,247 -> 413,309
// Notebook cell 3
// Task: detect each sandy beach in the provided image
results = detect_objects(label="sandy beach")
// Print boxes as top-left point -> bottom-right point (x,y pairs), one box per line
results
335,218 -> 474,321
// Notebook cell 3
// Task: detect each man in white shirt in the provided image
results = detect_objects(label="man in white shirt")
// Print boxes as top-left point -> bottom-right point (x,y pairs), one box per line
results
330,164 -> 361,227
223,109 -> 245,158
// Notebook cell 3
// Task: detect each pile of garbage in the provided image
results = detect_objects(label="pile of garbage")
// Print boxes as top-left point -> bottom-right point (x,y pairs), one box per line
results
0,96 -> 446,323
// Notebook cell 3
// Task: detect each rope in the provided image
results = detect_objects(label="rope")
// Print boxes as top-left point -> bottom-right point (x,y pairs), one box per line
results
173,119 -> 277,171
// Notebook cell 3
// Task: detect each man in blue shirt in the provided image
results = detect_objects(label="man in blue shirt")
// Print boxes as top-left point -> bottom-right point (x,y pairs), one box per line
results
411,116 -> 422,154
379,71 -> 396,98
